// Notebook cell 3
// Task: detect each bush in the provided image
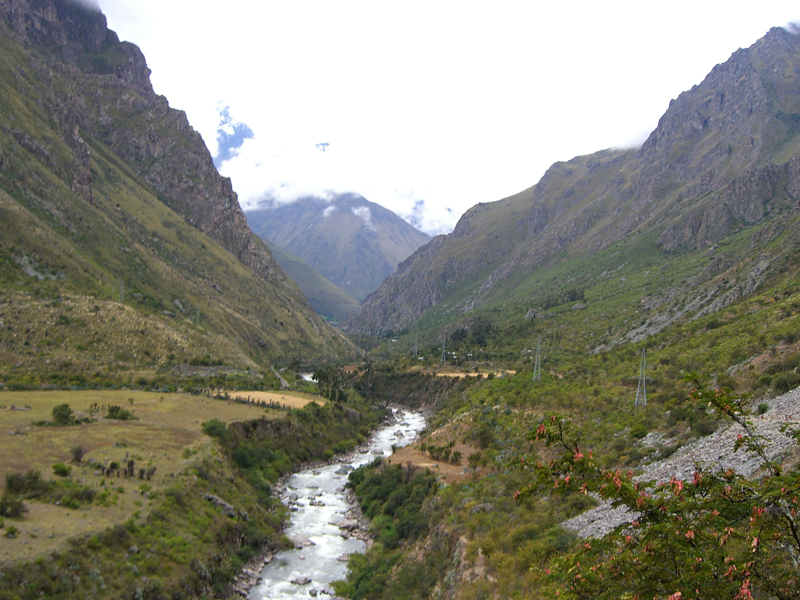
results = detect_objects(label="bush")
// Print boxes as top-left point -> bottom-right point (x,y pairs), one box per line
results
694,418 -> 717,436
52,403 -> 73,425
0,494 -> 26,518
774,372 -> 800,394
201,419 -> 227,439
106,405 -> 135,420
70,444 -> 86,463
52,463 -> 71,477
629,424 -> 648,439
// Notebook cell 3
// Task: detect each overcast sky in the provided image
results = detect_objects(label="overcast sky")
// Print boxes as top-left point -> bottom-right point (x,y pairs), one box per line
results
97,1 -> 800,236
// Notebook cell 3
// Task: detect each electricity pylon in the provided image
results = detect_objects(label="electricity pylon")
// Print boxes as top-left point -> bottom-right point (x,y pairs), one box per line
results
532,335 -> 542,382
635,348 -> 647,407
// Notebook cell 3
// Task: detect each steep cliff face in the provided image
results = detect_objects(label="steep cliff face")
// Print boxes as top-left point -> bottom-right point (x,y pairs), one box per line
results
349,27 -> 800,335
0,0 -> 356,366
0,0 -> 284,285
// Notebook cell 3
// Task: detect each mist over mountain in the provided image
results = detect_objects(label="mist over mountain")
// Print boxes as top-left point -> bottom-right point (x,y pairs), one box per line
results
246,193 -> 431,303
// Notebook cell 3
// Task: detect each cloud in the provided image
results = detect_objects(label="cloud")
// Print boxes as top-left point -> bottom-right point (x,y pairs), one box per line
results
322,205 -> 337,218
351,206 -> 375,230
67,0 -> 101,11
213,105 -> 254,167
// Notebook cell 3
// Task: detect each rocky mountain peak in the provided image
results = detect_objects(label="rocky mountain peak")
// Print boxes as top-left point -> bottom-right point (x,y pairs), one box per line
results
0,0 -> 290,287
348,26 -> 800,335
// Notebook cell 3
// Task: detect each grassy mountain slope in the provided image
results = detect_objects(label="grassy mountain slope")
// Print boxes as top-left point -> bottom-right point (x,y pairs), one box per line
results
262,239 -> 361,323
0,0 -> 357,388
246,193 -> 431,302
348,27 -> 800,348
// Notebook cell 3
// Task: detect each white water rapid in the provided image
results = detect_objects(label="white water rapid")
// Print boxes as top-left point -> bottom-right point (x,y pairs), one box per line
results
248,408 -> 426,599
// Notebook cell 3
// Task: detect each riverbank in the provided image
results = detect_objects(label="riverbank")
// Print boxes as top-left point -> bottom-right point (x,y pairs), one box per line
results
246,408 -> 426,599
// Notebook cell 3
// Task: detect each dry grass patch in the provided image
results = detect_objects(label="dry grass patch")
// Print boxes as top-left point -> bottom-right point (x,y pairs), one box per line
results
227,390 -> 325,409
0,390 -> 272,563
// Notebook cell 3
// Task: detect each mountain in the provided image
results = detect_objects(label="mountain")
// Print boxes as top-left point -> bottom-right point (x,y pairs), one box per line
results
262,239 -> 362,323
246,193 -> 431,303
0,0 -> 356,387
347,27 -> 800,343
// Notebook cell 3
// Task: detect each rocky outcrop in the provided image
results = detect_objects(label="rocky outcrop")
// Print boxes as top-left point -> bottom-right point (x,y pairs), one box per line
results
0,0 -> 286,286
562,385 -> 800,539
348,27 -> 800,335
657,157 -> 800,251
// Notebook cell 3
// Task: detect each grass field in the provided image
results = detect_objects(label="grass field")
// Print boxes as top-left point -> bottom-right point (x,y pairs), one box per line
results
0,389 -> 308,564
226,390 -> 325,408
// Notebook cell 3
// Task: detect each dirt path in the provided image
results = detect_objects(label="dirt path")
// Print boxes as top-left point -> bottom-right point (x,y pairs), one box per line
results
270,366 -> 289,389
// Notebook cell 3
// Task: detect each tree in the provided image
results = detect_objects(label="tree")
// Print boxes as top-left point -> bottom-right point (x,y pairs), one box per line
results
314,366 -> 347,402
52,403 -> 73,425
518,376 -> 800,600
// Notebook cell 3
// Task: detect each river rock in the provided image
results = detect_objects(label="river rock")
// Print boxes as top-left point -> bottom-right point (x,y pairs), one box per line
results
338,518 -> 359,531
288,533 -> 315,548
291,575 -> 312,585
334,467 -> 349,475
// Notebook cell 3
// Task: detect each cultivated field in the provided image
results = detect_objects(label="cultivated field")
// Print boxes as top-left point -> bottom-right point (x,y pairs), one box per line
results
0,389 -> 315,563
227,390 -> 325,409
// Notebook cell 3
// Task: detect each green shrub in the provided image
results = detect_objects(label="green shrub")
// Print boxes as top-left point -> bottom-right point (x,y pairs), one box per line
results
201,419 -> 227,438
51,403 -> 73,425
106,405 -> 135,420
774,372 -> 800,394
0,494 -> 25,518
629,424 -> 648,439
52,463 -> 71,477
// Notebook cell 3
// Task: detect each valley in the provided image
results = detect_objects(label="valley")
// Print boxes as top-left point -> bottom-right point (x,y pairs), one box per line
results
0,1 -> 800,599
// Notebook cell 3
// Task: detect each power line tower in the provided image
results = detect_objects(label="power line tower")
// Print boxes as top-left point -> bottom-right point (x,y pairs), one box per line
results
635,348 -> 647,407
440,337 -> 446,367
413,337 -> 418,358
532,335 -> 542,382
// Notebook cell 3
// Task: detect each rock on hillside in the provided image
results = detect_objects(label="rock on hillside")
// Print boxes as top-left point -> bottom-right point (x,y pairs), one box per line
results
348,27 -> 800,335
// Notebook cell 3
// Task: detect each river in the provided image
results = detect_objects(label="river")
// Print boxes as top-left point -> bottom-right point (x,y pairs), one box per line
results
248,408 -> 426,599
